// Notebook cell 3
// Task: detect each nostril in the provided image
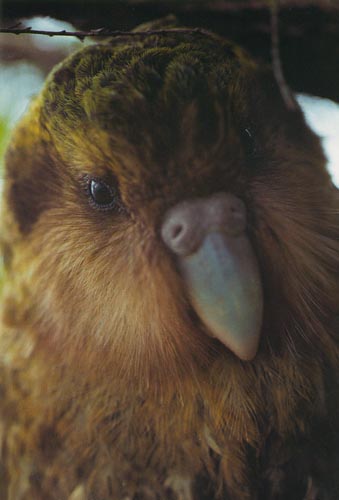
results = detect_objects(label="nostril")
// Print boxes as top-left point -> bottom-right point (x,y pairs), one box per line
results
161,211 -> 197,256
170,223 -> 185,241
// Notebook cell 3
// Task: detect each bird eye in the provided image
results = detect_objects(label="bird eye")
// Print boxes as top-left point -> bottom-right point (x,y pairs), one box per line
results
88,178 -> 117,210
241,127 -> 257,158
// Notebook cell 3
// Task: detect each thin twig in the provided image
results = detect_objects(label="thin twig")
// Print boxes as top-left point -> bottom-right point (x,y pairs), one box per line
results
0,24 -> 206,42
270,0 -> 296,110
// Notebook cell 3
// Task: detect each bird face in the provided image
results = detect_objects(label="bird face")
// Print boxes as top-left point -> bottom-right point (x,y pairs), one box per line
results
2,30 -> 337,389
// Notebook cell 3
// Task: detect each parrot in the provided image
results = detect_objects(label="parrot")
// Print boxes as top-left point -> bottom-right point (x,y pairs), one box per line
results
0,18 -> 339,500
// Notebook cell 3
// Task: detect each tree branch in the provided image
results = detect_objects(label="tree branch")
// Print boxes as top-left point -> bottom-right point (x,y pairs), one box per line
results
0,24 -> 207,42
270,2 -> 296,110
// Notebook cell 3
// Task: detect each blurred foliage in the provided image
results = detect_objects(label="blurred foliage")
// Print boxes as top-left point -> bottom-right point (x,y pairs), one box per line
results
0,63 -> 44,169
0,115 -> 9,292
0,117 -> 10,167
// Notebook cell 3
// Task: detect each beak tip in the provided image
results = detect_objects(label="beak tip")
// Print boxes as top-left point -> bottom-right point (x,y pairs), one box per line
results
211,323 -> 261,362
232,343 -> 260,362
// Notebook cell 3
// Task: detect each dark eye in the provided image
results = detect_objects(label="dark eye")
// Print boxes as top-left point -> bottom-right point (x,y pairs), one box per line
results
89,178 -> 117,210
242,127 -> 257,158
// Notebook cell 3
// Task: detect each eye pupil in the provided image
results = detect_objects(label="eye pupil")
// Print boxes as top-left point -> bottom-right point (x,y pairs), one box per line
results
90,179 -> 115,207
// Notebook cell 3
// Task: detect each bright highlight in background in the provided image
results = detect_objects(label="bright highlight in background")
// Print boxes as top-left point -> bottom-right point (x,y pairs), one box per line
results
297,94 -> 339,188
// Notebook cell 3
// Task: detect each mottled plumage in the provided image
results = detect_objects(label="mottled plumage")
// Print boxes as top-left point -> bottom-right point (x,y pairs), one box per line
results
0,19 -> 339,500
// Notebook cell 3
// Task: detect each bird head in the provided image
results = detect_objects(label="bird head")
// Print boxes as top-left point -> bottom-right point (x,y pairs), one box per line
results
1,27 -> 338,391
